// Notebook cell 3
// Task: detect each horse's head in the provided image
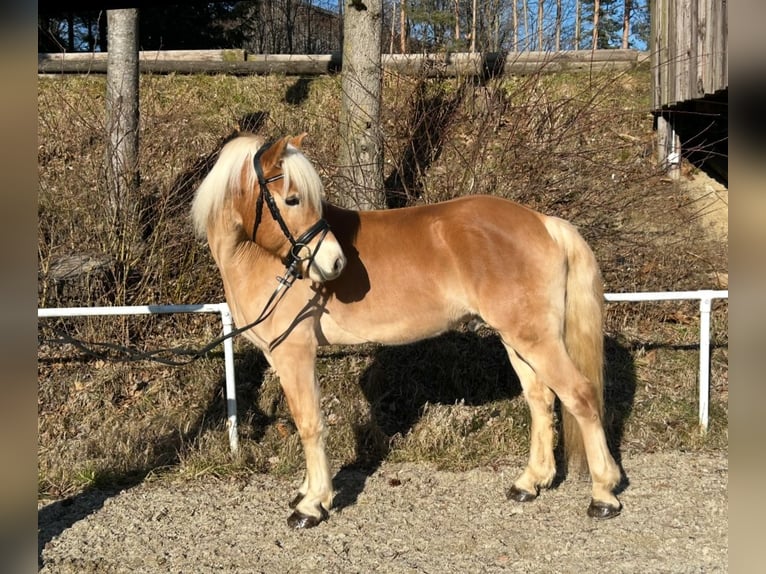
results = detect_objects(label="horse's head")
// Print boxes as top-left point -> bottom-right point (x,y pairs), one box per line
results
193,133 -> 346,283
246,134 -> 346,282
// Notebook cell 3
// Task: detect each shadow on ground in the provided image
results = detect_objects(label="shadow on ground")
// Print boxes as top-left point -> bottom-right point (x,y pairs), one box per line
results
39,333 -> 636,565
332,331 -> 637,511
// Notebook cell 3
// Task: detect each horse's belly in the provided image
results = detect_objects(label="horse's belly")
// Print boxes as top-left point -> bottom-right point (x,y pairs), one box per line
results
318,305 -> 464,346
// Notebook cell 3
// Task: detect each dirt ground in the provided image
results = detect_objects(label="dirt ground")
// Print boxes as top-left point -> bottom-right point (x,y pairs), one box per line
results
38,450 -> 727,573
679,172 -> 728,287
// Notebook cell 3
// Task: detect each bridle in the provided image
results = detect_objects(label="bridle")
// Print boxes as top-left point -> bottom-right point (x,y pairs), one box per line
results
252,141 -> 330,280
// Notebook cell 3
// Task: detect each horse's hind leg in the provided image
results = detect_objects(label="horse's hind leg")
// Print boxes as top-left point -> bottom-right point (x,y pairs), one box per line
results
269,344 -> 333,529
517,340 -> 621,515
504,345 -> 557,501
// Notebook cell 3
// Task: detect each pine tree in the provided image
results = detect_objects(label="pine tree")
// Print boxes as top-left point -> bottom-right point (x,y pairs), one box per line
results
581,0 -> 623,48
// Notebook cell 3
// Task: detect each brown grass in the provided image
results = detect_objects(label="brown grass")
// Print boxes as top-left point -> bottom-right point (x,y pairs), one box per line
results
37,67 -> 727,501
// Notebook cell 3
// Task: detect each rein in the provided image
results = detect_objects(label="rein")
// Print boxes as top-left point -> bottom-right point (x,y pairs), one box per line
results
42,141 -> 331,366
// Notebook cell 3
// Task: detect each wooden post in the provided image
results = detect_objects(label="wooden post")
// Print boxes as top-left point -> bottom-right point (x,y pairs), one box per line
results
656,113 -> 680,180
105,9 -> 140,224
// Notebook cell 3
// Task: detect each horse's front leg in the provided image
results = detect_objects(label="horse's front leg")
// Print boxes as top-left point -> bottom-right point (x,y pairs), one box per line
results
270,343 -> 333,528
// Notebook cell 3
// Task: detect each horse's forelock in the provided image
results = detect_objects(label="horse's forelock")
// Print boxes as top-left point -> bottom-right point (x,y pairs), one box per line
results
282,144 -> 324,216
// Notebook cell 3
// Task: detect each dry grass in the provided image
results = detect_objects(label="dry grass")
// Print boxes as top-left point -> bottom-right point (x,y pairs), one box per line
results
37,67 -> 727,501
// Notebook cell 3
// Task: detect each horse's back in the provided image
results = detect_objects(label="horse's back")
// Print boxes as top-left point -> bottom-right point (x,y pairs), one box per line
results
326,195 -> 551,250
319,195 -> 566,345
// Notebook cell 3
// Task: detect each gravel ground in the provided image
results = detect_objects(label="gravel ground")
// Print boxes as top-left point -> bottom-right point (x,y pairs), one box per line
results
38,450 -> 727,573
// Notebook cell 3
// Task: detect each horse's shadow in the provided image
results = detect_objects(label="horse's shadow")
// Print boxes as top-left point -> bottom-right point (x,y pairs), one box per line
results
331,331 -> 636,511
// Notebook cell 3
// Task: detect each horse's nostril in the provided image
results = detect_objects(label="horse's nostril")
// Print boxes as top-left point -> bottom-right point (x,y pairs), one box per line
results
334,256 -> 346,275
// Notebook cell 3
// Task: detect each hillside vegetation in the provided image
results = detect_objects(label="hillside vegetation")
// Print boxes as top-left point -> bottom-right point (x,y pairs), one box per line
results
37,69 -> 727,500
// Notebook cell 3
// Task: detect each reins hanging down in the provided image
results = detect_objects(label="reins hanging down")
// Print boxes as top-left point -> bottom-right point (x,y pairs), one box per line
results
43,263 -> 299,366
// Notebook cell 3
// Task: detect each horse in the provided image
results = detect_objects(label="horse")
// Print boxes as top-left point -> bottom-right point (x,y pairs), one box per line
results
191,133 -> 622,528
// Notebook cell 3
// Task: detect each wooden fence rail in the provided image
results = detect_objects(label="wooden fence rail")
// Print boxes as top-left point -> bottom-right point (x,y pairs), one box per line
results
39,49 -> 649,77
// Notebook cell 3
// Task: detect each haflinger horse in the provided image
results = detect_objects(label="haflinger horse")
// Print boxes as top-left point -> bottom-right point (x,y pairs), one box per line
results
191,133 -> 622,528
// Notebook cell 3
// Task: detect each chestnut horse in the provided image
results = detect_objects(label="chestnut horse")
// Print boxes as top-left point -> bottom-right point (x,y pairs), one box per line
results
191,133 -> 622,528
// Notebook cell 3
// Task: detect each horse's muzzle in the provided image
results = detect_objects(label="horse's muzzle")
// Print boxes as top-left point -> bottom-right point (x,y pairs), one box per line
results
309,247 -> 346,282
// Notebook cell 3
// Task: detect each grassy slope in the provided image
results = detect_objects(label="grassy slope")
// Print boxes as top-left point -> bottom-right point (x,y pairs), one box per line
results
37,69 -> 727,499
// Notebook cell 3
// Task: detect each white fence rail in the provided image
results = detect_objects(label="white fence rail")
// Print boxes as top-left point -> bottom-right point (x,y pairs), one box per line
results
37,303 -> 240,453
38,290 -> 728,454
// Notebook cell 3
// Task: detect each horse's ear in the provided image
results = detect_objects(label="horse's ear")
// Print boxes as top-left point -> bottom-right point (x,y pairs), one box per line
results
289,132 -> 308,149
259,136 -> 290,172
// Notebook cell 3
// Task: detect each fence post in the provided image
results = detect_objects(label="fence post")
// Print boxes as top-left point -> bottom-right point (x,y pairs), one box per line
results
698,293 -> 713,433
219,304 -> 239,454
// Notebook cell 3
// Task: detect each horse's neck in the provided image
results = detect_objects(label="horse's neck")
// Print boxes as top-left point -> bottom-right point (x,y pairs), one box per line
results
208,218 -> 244,260
209,226 -> 303,343
208,222 -> 281,287
323,202 -> 362,244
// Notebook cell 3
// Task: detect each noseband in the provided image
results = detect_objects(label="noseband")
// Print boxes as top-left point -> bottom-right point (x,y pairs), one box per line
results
252,142 -> 331,279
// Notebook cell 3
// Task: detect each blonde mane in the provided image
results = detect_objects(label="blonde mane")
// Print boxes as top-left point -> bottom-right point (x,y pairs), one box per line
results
191,134 -> 324,239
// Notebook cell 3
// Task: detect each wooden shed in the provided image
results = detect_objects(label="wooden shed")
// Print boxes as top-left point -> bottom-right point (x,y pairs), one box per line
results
651,0 -> 728,182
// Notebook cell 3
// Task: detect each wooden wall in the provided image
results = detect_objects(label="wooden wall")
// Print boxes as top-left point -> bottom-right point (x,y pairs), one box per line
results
651,0 -> 728,181
651,0 -> 728,109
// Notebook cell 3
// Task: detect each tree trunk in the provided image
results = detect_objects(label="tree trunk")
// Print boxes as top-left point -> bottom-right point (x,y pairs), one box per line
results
105,9 -> 139,226
523,0 -> 529,50
67,12 -> 75,51
537,0 -> 543,50
592,0 -> 601,49
399,0 -> 407,54
390,1 -> 396,53
622,0 -> 632,49
98,12 -> 108,51
492,0 -> 501,50
555,0 -> 562,51
337,0 -> 383,210
512,1 -> 518,51
454,0 -> 460,45
574,0 -> 580,49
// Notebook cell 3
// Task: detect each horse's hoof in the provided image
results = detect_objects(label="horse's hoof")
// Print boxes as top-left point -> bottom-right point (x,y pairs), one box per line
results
288,493 -> 305,509
507,485 -> 538,502
287,506 -> 329,529
587,499 -> 622,519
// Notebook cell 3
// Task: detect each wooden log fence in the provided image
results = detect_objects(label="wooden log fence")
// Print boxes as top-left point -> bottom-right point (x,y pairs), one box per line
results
38,49 -> 649,77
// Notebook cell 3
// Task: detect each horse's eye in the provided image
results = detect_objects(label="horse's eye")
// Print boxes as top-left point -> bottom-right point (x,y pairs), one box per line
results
285,195 -> 301,207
